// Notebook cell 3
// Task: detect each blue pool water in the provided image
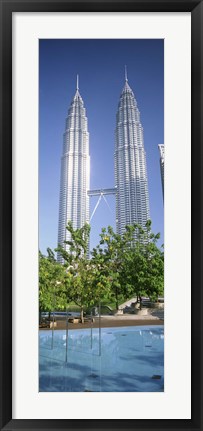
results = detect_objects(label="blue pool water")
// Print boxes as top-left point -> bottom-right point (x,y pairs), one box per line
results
39,325 -> 164,392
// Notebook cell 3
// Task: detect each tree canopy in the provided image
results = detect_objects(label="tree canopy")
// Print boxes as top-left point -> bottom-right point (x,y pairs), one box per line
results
39,249 -> 71,313
39,220 -> 164,320
55,222 -> 111,321
92,220 -> 164,309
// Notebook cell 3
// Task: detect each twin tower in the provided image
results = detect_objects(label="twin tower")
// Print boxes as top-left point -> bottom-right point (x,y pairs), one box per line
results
57,72 -> 150,260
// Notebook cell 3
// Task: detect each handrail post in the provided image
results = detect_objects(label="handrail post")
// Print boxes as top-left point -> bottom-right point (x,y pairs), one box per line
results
99,302 -> 101,356
90,310 -> 93,349
65,308 -> 69,363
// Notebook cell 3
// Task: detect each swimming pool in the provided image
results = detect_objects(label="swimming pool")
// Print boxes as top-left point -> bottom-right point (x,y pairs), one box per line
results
39,325 -> 164,392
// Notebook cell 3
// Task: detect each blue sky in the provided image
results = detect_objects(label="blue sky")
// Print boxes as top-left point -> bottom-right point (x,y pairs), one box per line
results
39,39 -> 164,255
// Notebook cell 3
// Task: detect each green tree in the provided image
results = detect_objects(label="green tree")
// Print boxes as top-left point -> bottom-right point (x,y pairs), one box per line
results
92,221 -> 164,310
92,225 -> 135,309
56,222 -> 111,322
120,221 -> 164,308
39,249 -> 71,319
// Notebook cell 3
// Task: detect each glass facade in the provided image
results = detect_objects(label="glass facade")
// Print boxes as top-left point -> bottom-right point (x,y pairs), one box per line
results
115,78 -> 150,235
57,85 -> 90,262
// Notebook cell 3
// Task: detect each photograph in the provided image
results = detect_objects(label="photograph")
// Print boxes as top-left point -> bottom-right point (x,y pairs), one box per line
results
1,1 -> 202,427
39,38 -> 164,392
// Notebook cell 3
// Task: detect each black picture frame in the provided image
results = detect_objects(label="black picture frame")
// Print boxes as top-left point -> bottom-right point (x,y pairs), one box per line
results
0,1 -> 202,430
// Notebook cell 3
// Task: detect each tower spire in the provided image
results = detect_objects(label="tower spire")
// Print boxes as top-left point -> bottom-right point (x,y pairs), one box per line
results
125,65 -> 128,82
76,74 -> 79,91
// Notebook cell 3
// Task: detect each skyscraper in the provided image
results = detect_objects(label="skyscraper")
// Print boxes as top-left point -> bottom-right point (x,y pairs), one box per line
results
115,70 -> 150,235
57,77 -> 90,262
158,144 -> 164,201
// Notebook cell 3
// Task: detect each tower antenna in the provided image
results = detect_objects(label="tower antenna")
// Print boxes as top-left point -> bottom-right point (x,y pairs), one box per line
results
125,65 -> 128,82
76,74 -> 79,90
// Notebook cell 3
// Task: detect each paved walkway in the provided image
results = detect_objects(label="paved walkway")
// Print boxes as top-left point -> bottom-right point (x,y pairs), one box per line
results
40,313 -> 164,331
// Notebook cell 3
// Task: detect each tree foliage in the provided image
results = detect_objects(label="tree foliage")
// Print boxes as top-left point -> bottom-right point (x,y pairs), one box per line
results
55,222 -> 111,321
92,220 -> 164,309
39,250 -> 71,313
39,220 -> 164,320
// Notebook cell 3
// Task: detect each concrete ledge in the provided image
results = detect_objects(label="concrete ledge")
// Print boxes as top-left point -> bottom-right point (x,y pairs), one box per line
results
68,318 -> 80,324
134,308 -> 149,316
50,321 -> 57,328
114,309 -> 124,316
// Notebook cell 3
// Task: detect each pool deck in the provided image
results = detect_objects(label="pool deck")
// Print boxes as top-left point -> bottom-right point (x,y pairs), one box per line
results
40,314 -> 164,330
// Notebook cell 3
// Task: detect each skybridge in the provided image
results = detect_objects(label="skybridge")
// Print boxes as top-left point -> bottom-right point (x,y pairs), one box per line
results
87,187 -> 117,222
87,187 -> 116,197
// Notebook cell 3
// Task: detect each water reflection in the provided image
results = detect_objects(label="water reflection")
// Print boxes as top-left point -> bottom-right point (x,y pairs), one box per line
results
39,325 -> 164,392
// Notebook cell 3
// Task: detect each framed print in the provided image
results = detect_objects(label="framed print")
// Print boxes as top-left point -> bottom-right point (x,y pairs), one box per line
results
0,0 -> 202,430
